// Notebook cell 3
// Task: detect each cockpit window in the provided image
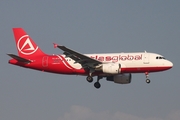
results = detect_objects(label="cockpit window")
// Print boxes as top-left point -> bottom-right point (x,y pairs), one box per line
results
156,56 -> 166,59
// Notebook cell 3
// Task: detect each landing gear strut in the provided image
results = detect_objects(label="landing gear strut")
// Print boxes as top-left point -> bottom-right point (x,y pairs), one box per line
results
86,69 -> 103,89
86,69 -> 94,83
94,76 -> 103,89
145,72 -> 150,84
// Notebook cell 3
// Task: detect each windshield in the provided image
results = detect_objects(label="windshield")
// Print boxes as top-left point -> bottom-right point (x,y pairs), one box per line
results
156,56 -> 166,59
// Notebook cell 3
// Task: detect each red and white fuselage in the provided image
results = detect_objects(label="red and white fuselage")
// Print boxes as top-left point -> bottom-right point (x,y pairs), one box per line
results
8,28 -> 173,88
9,52 -> 173,75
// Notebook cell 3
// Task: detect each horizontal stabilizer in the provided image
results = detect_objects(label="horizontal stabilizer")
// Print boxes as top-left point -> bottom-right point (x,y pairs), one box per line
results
7,54 -> 31,63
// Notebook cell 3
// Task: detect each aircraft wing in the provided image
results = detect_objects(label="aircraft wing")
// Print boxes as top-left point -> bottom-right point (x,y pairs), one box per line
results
55,44 -> 102,68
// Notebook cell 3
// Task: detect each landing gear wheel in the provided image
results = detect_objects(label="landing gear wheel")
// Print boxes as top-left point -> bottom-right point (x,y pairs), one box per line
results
94,82 -> 101,89
146,79 -> 150,84
86,76 -> 93,83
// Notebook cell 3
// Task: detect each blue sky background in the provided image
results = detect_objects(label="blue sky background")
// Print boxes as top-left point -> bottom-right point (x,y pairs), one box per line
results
0,1 -> 179,120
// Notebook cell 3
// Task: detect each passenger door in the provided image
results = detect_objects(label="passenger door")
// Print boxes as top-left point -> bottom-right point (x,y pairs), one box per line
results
143,53 -> 149,64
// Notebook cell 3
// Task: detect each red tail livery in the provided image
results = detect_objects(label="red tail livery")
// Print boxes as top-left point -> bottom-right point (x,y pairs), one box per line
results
13,28 -> 45,58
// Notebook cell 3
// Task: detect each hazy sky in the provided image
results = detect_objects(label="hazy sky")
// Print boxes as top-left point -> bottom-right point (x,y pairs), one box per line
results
0,1 -> 180,120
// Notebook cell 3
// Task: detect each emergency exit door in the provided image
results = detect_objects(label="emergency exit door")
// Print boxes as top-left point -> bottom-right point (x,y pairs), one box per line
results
42,56 -> 48,67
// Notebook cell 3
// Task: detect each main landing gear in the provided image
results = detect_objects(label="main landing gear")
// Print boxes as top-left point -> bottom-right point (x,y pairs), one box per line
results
86,76 -> 93,83
86,75 -> 103,89
145,72 -> 150,84
94,76 -> 103,89
86,69 -> 94,83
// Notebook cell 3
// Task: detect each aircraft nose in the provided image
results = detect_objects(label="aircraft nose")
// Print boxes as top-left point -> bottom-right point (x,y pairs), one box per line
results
167,60 -> 173,68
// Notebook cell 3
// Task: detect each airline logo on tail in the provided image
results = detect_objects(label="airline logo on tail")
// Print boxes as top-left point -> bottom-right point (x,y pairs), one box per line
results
17,35 -> 38,55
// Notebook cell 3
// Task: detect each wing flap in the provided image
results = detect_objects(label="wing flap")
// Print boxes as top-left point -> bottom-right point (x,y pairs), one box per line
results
7,54 -> 31,63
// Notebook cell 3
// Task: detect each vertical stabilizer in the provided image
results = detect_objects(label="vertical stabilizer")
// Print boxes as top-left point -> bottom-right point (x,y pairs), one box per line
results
13,28 -> 45,58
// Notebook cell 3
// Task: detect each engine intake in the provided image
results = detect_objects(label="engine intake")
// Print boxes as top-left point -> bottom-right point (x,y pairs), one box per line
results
102,63 -> 121,74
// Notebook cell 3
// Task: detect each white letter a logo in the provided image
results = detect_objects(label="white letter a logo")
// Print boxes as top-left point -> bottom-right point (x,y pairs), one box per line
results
20,38 -> 35,51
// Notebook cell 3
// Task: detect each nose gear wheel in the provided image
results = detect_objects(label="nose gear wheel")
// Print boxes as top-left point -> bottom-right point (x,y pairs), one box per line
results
145,72 -> 151,84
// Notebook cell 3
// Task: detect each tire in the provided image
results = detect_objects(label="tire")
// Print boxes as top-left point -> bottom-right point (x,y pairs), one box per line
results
146,79 -> 150,84
94,82 -> 101,89
86,76 -> 93,83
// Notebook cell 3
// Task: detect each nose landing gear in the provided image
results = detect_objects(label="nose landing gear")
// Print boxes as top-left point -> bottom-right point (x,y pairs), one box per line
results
146,79 -> 150,84
145,72 -> 151,84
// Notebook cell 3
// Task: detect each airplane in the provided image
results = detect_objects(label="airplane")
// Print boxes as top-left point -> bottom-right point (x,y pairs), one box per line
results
8,28 -> 173,89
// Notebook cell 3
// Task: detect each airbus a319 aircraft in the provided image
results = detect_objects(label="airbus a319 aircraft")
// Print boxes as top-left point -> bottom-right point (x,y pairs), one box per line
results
8,28 -> 173,89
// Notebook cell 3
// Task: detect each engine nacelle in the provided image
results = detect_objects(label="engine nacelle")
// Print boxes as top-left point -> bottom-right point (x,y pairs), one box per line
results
102,63 -> 121,74
106,73 -> 132,84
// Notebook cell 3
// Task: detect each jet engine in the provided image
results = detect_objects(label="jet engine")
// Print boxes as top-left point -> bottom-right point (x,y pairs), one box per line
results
106,73 -> 132,84
102,63 -> 121,74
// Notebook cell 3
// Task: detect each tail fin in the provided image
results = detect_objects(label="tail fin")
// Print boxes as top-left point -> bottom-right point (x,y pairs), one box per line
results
13,28 -> 45,58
